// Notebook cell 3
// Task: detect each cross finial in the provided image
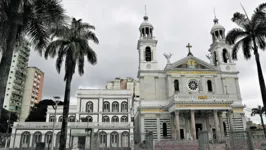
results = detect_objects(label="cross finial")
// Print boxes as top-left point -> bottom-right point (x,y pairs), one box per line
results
186,43 -> 193,56
145,5 -> 147,16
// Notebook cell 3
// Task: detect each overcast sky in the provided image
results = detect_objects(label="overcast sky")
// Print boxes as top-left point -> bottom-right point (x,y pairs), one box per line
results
28,0 -> 265,123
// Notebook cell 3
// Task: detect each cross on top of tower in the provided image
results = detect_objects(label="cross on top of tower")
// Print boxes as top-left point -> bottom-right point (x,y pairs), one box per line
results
186,43 -> 193,56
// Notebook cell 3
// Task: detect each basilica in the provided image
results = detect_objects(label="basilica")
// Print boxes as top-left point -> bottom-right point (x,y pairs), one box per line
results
8,13 -> 246,149
134,15 -> 245,143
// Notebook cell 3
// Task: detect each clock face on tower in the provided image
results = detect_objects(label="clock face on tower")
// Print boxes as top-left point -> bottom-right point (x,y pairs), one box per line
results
187,79 -> 199,92
146,64 -> 151,69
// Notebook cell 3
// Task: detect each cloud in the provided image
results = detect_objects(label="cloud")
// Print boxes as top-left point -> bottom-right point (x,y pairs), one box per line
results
28,0 -> 265,124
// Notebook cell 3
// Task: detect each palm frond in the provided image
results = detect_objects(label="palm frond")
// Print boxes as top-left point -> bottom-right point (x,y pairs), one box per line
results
257,35 -> 266,50
78,56 -> 84,76
257,3 -> 266,12
34,0 -> 67,28
226,28 -> 247,45
82,31 -> 99,44
251,10 -> 266,29
26,17 -> 49,55
44,40 -> 65,59
242,36 -> 252,59
79,23 -> 95,30
232,12 -> 249,28
231,38 -> 244,60
56,45 -> 65,73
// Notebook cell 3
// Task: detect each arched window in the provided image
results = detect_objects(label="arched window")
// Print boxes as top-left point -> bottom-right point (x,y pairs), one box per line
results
121,102 -> 128,112
110,132 -> 119,147
174,80 -> 179,92
32,132 -> 42,147
213,52 -> 218,66
207,80 -> 213,92
87,116 -> 93,122
112,101 -> 119,112
56,132 -> 61,148
58,116 -> 63,122
112,116 -> 119,122
145,47 -> 152,61
45,132 -> 53,147
20,131 -> 30,147
99,132 -> 107,147
68,116 -> 75,122
103,101 -> 110,112
49,116 -> 55,122
121,132 -> 129,147
163,122 -> 167,137
102,116 -> 110,122
222,49 -> 229,63
86,101 -> 93,112
121,116 -> 128,122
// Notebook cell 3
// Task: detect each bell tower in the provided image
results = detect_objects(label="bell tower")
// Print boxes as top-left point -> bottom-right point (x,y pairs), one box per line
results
137,11 -> 158,71
208,17 -> 236,72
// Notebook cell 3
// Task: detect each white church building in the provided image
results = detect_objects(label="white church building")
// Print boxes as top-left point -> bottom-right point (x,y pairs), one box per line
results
9,78 -> 138,149
134,15 -> 246,143
8,13 -> 247,149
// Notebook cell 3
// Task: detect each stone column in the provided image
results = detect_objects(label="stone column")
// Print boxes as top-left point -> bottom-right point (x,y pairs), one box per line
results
190,110 -> 196,140
85,134 -> 90,149
205,113 -> 211,140
219,112 -> 225,140
29,133 -> 33,147
175,111 -> 180,140
171,113 -> 176,140
227,110 -> 234,131
167,75 -> 173,97
72,137 -> 78,149
213,110 -> 221,141
156,114 -> 161,141
140,114 -> 145,142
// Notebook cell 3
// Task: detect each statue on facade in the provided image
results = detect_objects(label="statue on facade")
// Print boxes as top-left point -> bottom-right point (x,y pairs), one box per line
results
163,53 -> 173,64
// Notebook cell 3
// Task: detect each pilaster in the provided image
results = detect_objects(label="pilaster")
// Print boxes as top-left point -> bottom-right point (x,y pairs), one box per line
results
190,110 -> 196,140
175,111 -> 180,140
213,110 -> 221,141
156,114 -> 161,141
218,112 -> 224,139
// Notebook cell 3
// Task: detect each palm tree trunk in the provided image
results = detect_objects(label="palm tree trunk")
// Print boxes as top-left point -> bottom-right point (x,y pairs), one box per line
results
0,26 -> 19,119
253,37 -> 266,110
0,0 -> 21,119
59,74 -> 72,150
260,114 -> 266,137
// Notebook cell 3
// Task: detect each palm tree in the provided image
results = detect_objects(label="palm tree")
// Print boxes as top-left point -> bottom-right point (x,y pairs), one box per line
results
225,3 -> 266,108
251,105 -> 266,137
45,18 -> 99,150
0,0 -> 66,118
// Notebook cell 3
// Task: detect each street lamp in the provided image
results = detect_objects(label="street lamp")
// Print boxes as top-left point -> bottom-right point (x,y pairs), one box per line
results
50,96 -> 61,150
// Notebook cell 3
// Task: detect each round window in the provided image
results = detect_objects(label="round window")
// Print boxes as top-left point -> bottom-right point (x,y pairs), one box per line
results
187,79 -> 199,92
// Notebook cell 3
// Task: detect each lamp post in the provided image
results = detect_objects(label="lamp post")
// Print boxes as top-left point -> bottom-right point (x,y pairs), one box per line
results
50,96 -> 61,150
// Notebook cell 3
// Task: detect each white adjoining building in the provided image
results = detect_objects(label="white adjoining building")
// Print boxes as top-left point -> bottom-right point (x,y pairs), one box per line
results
134,14 -> 246,144
10,78 -> 138,149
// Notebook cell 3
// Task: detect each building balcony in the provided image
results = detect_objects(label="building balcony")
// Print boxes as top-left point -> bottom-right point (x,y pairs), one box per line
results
17,62 -> 26,69
10,95 -> 21,101
13,84 -> 24,91
12,90 -> 22,96
15,71 -> 26,79
14,122 -> 133,130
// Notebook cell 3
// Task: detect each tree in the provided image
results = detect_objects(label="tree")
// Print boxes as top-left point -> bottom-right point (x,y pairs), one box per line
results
45,18 -> 99,150
225,3 -> 266,108
0,108 -> 18,133
251,105 -> 266,137
25,99 -> 63,122
0,0 -> 66,118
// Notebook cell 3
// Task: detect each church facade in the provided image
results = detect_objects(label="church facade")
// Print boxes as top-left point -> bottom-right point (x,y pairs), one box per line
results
134,15 -> 246,143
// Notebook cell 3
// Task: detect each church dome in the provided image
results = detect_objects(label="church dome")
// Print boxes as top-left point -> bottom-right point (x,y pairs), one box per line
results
211,18 -> 225,33
139,16 -> 153,30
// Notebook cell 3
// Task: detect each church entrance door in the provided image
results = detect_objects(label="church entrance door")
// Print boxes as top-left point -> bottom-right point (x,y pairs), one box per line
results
196,124 -> 202,139
180,129 -> 185,139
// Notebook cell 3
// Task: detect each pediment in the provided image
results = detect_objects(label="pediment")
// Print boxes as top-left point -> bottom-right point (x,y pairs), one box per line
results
165,55 -> 217,71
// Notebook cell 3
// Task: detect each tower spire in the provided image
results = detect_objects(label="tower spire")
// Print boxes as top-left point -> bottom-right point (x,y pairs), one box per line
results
213,8 -> 219,23
144,5 -> 148,20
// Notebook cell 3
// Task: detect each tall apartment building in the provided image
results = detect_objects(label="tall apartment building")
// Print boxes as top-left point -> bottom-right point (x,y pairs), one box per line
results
3,41 -> 31,114
20,67 -> 44,121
